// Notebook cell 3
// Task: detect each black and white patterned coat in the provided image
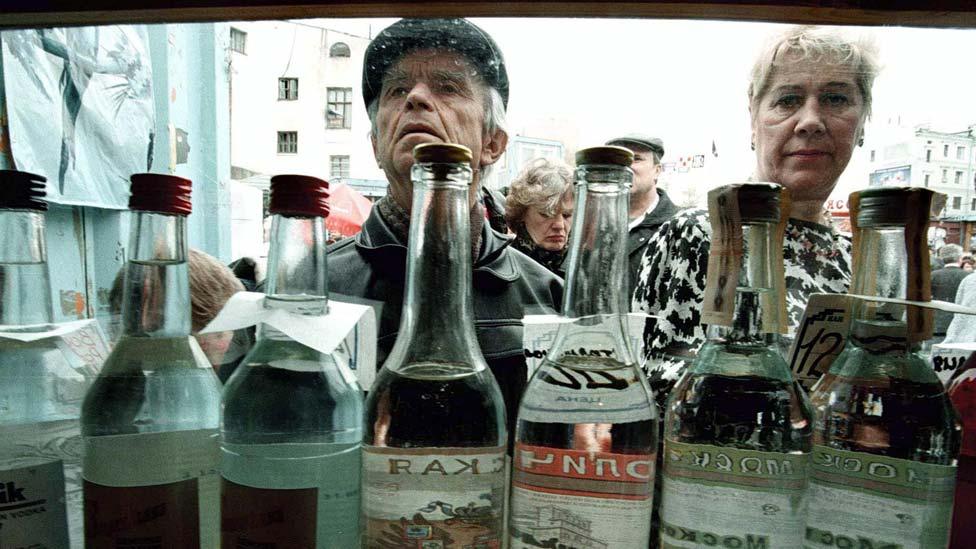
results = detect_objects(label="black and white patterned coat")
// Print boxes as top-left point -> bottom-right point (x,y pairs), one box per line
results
630,208 -> 852,409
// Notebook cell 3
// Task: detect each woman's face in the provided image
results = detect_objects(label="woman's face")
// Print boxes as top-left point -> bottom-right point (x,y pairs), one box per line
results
752,54 -> 866,203
523,195 -> 574,252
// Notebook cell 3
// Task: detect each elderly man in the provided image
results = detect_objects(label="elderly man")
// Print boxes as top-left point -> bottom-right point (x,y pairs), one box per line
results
932,243 -> 969,339
605,134 -> 679,299
328,18 -> 562,425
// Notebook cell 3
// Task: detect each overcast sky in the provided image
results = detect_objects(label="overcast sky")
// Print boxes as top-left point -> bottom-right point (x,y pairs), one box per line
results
314,17 -> 976,202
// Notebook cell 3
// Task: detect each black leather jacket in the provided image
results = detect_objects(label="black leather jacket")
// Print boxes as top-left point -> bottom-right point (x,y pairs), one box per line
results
628,189 -> 679,300
328,208 -> 563,434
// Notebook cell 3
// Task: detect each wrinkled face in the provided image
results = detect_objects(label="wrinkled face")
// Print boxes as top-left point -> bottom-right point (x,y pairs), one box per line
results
752,54 -> 866,203
523,194 -> 574,252
371,50 -> 506,209
629,148 -> 661,198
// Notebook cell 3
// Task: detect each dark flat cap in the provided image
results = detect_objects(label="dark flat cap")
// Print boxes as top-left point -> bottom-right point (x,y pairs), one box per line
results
605,135 -> 665,159
362,18 -> 509,110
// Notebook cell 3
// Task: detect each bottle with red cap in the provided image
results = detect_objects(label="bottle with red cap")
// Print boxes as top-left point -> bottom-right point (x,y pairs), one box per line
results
81,174 -> 221,548
0,170 -> 93,547
220,175 -> 363,547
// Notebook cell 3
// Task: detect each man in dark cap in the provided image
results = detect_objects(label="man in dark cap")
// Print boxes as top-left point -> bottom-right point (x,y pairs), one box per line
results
605,134 -> 679,300
329,18 -> 561,428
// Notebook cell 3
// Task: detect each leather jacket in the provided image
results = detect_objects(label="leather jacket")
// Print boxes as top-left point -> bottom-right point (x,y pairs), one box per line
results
328,207 -> 563,434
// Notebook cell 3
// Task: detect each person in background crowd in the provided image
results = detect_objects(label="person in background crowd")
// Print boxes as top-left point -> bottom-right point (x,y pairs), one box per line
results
605,134 -> 679,298
327,18 -> 562,430
504,157 -> 575,276
962,253 -> 974,272
110,248 -> 249,378
932,243 -> 969,340
633,25 -> 879,399
945,268 -> 976,344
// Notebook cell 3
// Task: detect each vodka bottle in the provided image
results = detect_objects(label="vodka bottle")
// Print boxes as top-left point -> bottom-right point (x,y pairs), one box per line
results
0,170 -> 90,548
511,146 -> 657,549
362,144 -> 507,548
81,174 -> 221,548
221,174 -> 363,547
660,183 -> 813,548
808,187 -> 960,549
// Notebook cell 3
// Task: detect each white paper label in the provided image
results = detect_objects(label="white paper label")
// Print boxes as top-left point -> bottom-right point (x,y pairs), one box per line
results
522,313 -> 651,378
931,342 -> 976,385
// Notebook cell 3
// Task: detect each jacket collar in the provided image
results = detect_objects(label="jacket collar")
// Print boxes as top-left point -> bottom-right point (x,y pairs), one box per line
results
634,189 -> 678,229
355,208 -> 521,282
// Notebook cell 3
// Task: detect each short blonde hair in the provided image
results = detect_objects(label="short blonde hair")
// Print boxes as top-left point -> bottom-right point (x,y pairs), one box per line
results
748,26 -> 880,120
505,157 -> 574,229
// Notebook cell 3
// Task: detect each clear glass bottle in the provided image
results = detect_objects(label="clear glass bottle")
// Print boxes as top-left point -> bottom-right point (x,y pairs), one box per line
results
809,187 -> 960,549
0,170 -> 91,548
221,174 -> 363,547
511,146 -> 657,549
361,143 -> 507,548
81,174 -> 221,548
660,183 -> 813,548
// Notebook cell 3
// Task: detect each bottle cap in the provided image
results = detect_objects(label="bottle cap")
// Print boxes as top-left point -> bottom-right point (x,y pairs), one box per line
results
413,143 -> 473,164
269,174 -> 330,218
854,187 -> 920,227
0,170 -> 47,211
735,182 -> 783,223
129,173 -> 192,215
575,146 -> 634,167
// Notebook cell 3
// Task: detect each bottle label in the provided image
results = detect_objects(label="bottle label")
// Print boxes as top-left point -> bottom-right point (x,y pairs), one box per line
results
0,418 -> 80,549
510,443 -> 655,548
660,439 -> 810,549
361,445 -> 506,549
806,444 -> 956,549
517,365 -> 656,424
221,441 -> 361,548
83,429 -> 219,548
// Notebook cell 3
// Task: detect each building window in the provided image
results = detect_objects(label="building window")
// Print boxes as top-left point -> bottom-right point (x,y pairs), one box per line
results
924,174 -> 930,187
956,171 -> 964,184
953,196 -> 962,210
926,149 -> 932,162
942,169 -> 948,183
958,146 -> 967,160
278,78 -> 298,100
327,87 -> 352,129
230,28 -> 247,54
944,144 -> 950,157
971,198 -> 976,211
330,42 -> 351,57
277,131 -> 297,154
330,155 -> 350,179
869,150 -> 875,162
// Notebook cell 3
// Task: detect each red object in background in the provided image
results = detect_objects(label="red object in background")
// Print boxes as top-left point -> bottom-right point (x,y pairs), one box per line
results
325,183 -> 373,238
949,351 -> 976,549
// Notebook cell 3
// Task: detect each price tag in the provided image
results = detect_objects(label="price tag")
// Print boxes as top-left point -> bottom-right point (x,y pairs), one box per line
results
931,343 -> 976,385
788,294 -> 852,390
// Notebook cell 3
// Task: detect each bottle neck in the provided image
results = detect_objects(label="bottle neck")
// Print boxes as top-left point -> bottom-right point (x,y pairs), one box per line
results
548,165 -> 638,369
260,214 -> 329,341
706,223 -> 779,347
385,168 -> 484,372
848,225 -> 915,355
121,211 -> 191,338
563,173 -> 629,318
0,210 -> 53,325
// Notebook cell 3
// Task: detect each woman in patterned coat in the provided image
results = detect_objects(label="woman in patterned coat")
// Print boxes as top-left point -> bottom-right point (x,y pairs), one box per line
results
631,26 -> 881,405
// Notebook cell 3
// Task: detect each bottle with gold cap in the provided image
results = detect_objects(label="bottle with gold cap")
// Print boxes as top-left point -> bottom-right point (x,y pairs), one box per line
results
808,187 -> 960,549
81,174 -> 221,548
361,143 -> 507,548
510,146 -> 657,549
0,170 -> 93,548
221,175 -> 363,547
659,183 -> 813,549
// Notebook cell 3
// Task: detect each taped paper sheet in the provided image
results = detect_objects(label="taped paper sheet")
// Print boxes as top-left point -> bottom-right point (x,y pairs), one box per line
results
201,292 -> 377,389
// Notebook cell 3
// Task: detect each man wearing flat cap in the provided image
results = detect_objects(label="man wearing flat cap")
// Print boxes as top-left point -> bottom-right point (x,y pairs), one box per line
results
605,134 -> 679,300
329,18 -> 561,428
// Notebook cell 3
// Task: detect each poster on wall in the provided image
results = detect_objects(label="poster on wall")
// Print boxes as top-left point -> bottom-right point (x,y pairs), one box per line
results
1,26 -> 155,209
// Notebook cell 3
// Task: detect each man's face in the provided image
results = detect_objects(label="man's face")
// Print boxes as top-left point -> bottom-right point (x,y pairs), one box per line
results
629,147 -> 661,198
371,50 -> 507,209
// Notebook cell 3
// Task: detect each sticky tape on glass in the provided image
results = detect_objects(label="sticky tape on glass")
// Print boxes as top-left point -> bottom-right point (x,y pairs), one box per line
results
702,186 -> 743,327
